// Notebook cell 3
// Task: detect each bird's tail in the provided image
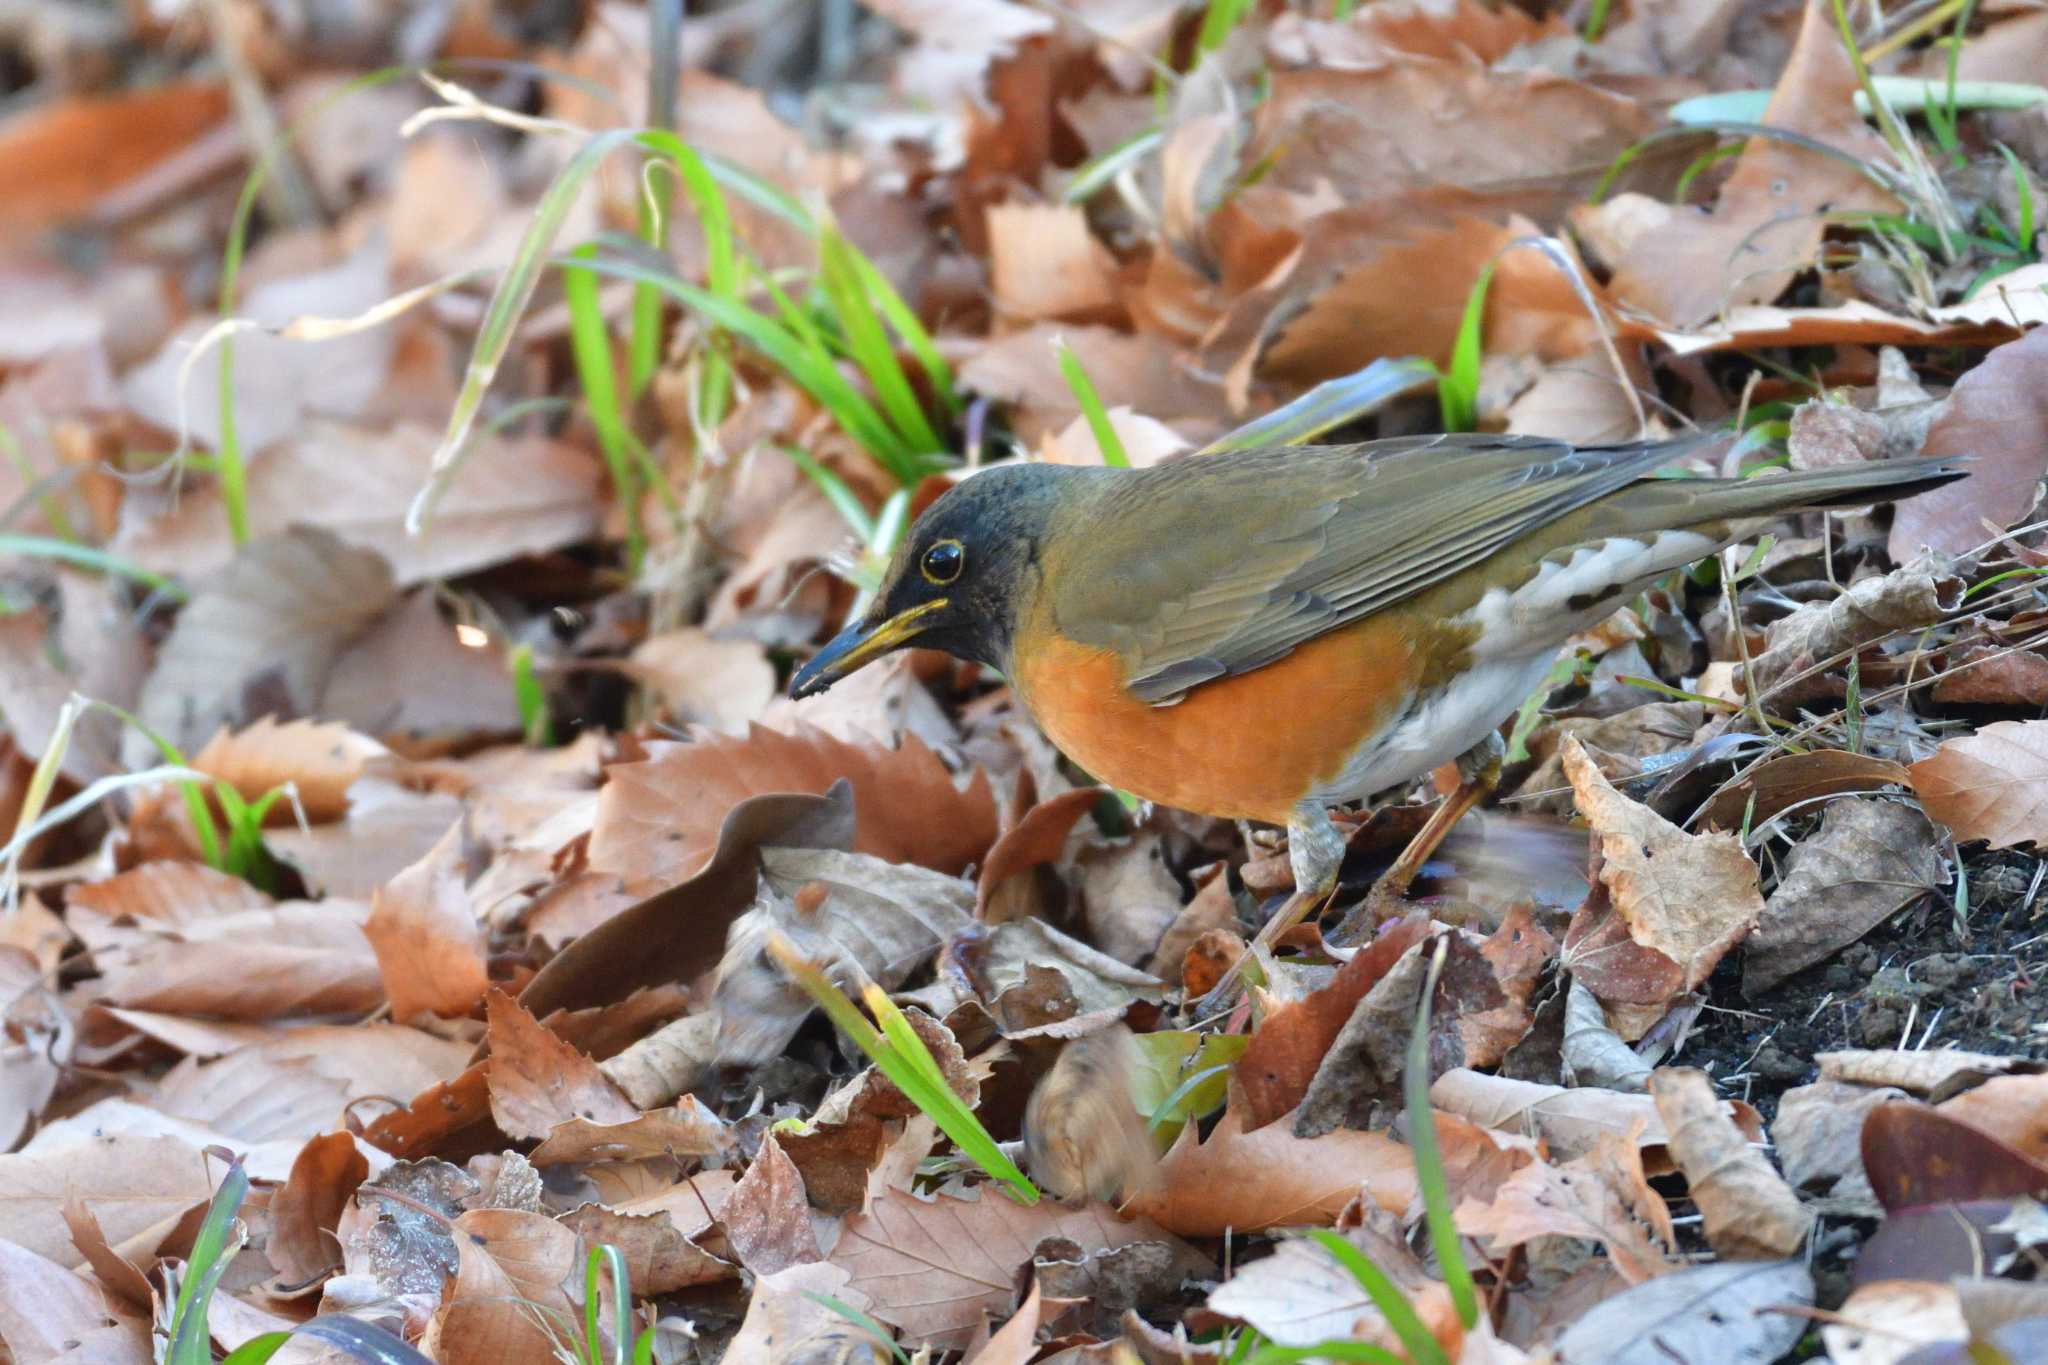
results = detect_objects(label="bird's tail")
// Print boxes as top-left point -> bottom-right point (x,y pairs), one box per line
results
1635,454 -> 1968,523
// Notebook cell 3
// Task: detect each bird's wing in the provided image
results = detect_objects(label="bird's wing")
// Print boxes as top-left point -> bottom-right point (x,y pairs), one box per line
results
1050,433 -> 1703,704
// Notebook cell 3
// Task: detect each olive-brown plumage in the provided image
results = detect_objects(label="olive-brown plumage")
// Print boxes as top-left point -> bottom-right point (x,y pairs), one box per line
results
792,433 -> 1965,983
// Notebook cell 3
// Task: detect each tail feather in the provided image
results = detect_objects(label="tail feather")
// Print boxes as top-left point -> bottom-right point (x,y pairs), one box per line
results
1633,454 -> 1968,524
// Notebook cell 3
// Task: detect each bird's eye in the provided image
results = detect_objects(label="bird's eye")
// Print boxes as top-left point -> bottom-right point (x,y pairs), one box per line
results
920,539 -> 964,585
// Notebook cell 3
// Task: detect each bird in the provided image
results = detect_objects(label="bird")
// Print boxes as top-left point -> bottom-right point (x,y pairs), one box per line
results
788,433 -> 1965,1001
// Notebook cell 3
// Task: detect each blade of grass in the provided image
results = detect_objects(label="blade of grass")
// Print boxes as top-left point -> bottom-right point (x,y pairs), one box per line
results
1244,1343 -> 1405,1365
1406,936 -> 1481,1329
1439,262 -> 1494,433
585,1244 -> 632,1365
818,222 -> 943,455
1303,1229 -> 1448,1365
765,933 -> 1038,1202
779,446 -> 875,542
0,534 -> 188,601
166,1156 -> 251,1365
1057,342 -> 1128,466
222,1316 -> 434,1365
509,643 -> 553,747
564,242 -> 646,572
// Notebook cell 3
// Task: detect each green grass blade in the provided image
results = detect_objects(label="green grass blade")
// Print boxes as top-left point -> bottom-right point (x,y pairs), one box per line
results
585,1243 -> 631,1365
799,1293 -> 910,1365
1065,125 -> 1165,205
223,1317 -> 434,1365
849,251 -> 959,417
1244,1343 -> 1406,1365
1439,263 -> 1494,433
778,446 -> 875,542
564,242 -> 645,572
864,984 -> 1038,1203
819,225 -> 943,457
1405,937 -> 1481,1329
1057,343 -> 1128,466
0,534 -> 188,600
509,643 -> 553,747
167,1157 -> 251,1365
413,126 -> 641,534
1305,1228 -> 1450,1365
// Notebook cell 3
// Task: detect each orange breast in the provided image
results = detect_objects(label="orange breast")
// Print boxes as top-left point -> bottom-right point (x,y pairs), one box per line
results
1010,613 -> 1425,825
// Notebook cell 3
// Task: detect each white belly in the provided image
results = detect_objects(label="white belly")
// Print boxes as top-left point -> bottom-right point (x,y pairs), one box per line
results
1310,651 -> 1560,804
1307,529 -> 1724,804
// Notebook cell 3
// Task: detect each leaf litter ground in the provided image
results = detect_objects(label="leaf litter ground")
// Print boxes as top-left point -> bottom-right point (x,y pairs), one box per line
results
7,0 -> 2048,1362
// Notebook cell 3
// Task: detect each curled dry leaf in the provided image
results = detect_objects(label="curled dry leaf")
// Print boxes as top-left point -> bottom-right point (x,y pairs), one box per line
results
977,785 -> 1105,919
1695,749 -> 1909,832
587,724 -> 997,891
1562,737 -> 1764,1035
987,202 -> 1120,322
269,1131 -> 370,1287
364,817 -> 489,1023
0,946 -> 67,1150
527,1094 -> 730,1166
1649,1067 -> 1812,1259
1908,719 -> 2048,849
1743,554 -> 1963,699
1430,1068 -> 1673,1163
722,1133 -> 820,1275
711,846 -> 975,1066
483,989 -> 637,1141
1454,1126 -> 1678,1284
1744,798 -> 1945,995
1936,1073 -> 2048,1165
558,1203 -> 735,1295
724,1261 -> 878,1363
1818,1047 -> 2030,1095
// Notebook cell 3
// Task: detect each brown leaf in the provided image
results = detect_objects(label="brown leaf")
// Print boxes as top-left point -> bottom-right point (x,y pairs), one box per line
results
1579,0 -> 1895,329
118,420 -> 602,587
1861,1101 -> 2048,1211
1744,555 -> 1963,699
1821,1281 -> 1968,1365
1650,1068 -> 1812,1258
0,1134 -> 213,1269
0,947 -> 67,1151
1933,644 -> 2048,705
587,724 -> 996,890
60,1193 -> 152,1311
1774,1079 -> 1901,1212
191,718 -> 387,824
1819,1047 -> 2029,1095
0,1239 -> 150,1365
133,525 -> 397,757
1206,1216 -> 1458,1352
978,785 -> 1104,919
1893,325 -> 2048,559
365,819 -> 489,1023
557,1203 -> 735,1294
1122,1098 -> 1416,1237
1563,737 -> 1763,1032
1455,1129 -> 1677,1284
1744,798 -> 1945,995
270,1132 -> 369,1287
724,1262 -> 880,1362
484,989 -> 637,1141
1430,1068 -> 1677,1163
320,590 -> 524,741
1238,915 -> 1434,1130
629,628 -> 776,735
1908,719 -> 2048,849
420,1209 -> 579,1365
1696,750 -> 1910,832
832,1184 -> 1189,1349
987,203 -> 1121,322
528,1096 -> 731,1166
723,1133 -> 821,1275
1936,1073 -> 2048,1167
0,81 -> 228,243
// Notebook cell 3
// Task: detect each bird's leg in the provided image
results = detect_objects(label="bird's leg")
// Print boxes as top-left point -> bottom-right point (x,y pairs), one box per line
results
1192,803 -> 1342,1016
1357,731 -> 1505,924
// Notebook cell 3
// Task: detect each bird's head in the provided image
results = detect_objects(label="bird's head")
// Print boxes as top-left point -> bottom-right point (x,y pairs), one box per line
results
789,462 -> 1083,698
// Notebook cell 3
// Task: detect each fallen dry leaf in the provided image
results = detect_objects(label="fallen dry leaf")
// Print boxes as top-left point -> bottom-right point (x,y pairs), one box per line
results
832,1182 -> 1194,1349
1892,324 -> 2048,560
987,202 -> 1121,322
132,525 -> 398,760
365,818 -> 490,1023
484,989 -> 638,1141
1744,555 -> 1963,699
1563,737 -> 1764,1035
629,627 -> 776,735
0,1134 -> 214,1269
418,1208 -> 578,1365
1908,719 -> 2048,849
1454,1127 -> 1677,1284
724,1261 -> 880,1361
269,1131 -> 370,1287
1650,1067 -> 1812,1259
1744,798 -> 1945,995
190,717 -> 387,824
587,724 -> 997,890
1207,1217 -> 1461,1352
0,1238 -> 151,1365
1822,1279 -> 1968,1365
1818,1047 -> 2028,1095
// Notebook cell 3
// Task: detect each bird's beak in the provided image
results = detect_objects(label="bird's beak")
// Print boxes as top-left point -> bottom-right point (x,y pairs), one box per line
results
789,598 -> 949,699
